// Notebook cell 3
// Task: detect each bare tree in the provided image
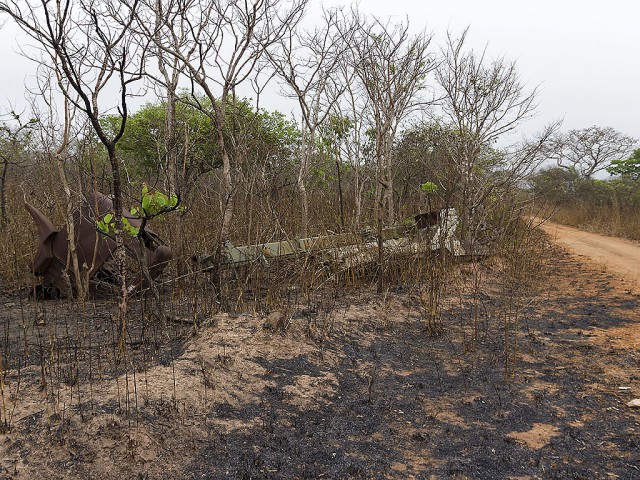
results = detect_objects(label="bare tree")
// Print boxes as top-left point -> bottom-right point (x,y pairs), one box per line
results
324,46 -> 374,231
0,110 -> 36,225
28,67 -> 90,299
350,13 -> 435,292
148,0 -> 308,302
351,15 -> 435,226
553,126 -> 637,179
0,0 -> 147,355
1,0 -> 146,218
333,74 -> 371,230
267,7 -> 350,236
129,0 -> 196,195
436,28 -> 543,245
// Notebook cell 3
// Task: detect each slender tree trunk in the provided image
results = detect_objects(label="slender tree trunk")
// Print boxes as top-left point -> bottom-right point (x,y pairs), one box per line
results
375,131 -> 385,294
384,145 -> 394,224
356,181 -> 366,230
155,0 -> 179,195
353,169 -> 361,229
460,144 -> 478,250
298,172 -> 309,236
165,89 -> 178,194
182,127 -> 189,188
106,145 -> 128,360
54,95 -> 86,299
55,154 -> 85,299
213,101 -> 234,307
298,130 -> 314,237
0,159 -> 7,225
336,152 -> 345,229
220,148 -> 235,244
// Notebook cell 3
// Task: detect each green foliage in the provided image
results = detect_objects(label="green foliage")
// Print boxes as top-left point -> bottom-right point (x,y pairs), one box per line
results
121,217 -> 140,237
529,167 -> 580,204
607,148 -> 640,179
326,115 -> 354,142
140,183 -> 178,216
96,213 -> 141,237
102,97 -> 216,178
420,181 -> 438,195
531,165 -> 640,208
102,94 -> 300,184
96,185 -> 179,238
391,122 -> 462,208
478,145 -> 507,171
576,178 -> 613,205
96,212 -> 115,235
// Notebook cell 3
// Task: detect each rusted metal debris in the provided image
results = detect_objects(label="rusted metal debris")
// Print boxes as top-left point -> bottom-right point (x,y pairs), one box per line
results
196,208 -> 467,272
25,192 -> 172,293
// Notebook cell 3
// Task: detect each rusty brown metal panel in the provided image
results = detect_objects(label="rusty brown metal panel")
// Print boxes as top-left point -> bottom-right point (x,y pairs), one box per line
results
25,192 -> 172,293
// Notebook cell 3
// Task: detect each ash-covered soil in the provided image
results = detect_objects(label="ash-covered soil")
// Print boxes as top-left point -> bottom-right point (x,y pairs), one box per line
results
1,244 -> 639,479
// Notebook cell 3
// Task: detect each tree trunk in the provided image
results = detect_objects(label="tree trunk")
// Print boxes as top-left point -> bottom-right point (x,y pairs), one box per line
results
384,145 -> 394,224
353,168 -> 362,230
298,170 -> 309,236
336,154 -> 345,229
0,159 -> 7,225
106,144 -> 128,360
55,154 -> 85,299
375,132 -> 385,294
165,89 -> 178,194
213,101 -> 234,308
298,130 -> 314,237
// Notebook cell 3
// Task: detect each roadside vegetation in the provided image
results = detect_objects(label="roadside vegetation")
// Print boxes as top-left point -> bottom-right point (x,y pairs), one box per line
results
0,1 -> 637,478
531,127 -> 640,239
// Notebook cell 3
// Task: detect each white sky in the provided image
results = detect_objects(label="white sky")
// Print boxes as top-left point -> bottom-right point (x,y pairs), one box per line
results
1,0 -> 639,143
314,0 -> 640,142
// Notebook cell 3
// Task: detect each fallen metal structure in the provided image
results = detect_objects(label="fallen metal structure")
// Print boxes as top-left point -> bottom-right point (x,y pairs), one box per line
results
197,208 -> 466,272
26,192 -> 172,293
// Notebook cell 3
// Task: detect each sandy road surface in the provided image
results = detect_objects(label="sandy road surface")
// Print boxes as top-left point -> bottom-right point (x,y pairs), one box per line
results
539,220 -> 640,290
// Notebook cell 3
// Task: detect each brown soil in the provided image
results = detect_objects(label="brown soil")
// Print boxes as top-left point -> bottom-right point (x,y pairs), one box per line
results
539,219 -> 640,293
1,228 -> 640,479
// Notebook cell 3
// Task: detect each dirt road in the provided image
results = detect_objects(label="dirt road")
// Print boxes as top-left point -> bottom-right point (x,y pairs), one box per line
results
539,220 -> 640,290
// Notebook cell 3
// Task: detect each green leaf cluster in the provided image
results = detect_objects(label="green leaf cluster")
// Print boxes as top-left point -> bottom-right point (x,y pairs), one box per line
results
420,181 -> 438,195
96,186 -> 179,238
607,149 -> 640,179
101,94 -> 300,185
531,165 -> 640,207
96,213 -> 140,237
96,212 -> 115,235
121,217 -> 140,236
140,184 -> 178,216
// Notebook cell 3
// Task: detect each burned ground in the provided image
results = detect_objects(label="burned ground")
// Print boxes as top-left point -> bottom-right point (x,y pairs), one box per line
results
1,242 -> 639,479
